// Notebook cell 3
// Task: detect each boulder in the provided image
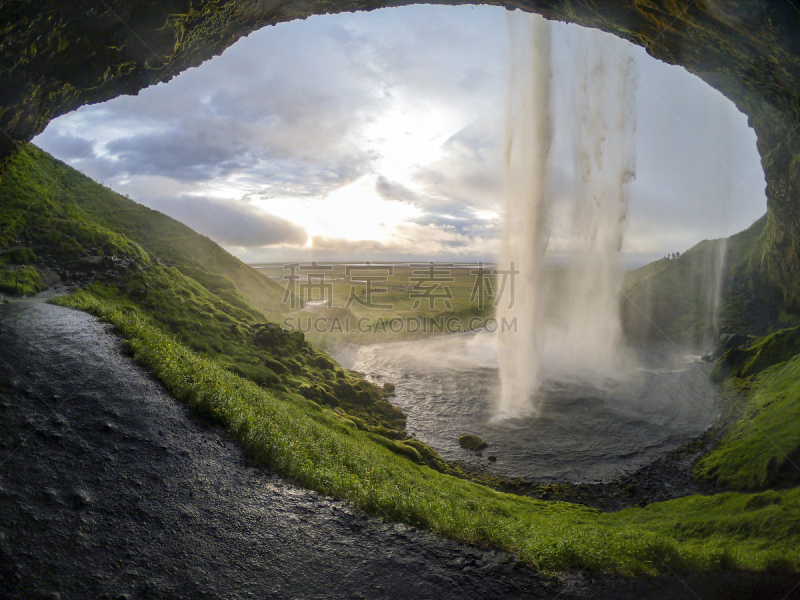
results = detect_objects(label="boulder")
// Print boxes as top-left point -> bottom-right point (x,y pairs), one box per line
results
459,434 -> 487,451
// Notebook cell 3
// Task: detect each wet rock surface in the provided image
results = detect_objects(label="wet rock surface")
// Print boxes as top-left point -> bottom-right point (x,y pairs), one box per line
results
1,301 -> 798,599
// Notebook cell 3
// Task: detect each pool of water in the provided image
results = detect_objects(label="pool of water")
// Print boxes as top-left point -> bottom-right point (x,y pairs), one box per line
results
335,332 -> 721,482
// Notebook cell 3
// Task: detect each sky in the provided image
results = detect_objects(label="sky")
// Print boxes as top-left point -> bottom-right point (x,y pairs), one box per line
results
33,5 -> 767,267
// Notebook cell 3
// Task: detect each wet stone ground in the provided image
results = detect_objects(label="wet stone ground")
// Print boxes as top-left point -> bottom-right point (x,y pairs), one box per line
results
0,301 -> 797,599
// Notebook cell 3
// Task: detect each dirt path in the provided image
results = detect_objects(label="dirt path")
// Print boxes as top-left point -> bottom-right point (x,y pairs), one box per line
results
0,302 -> 796,599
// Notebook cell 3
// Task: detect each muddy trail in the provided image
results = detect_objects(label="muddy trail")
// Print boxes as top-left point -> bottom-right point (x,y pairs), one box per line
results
0,302 -> 797,599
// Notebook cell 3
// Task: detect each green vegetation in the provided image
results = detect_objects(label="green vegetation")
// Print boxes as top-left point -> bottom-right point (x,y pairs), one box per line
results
74,266 -> 405,430
49,292 -> 800,574
620,215 -> 786,347
254,262 -> 496,349
0,146 -> 152,296
0,148 -> 151,262
711,326 -> 800,381
0,264 -> 44,296
696,349 -> 800,490
602,489 -> 800,572
0,145 -> 285,316
0,262 -> 45,296
620,239 -> 723,346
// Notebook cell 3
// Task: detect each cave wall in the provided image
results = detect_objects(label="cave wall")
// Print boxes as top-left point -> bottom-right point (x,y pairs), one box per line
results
2,0 -> 800,305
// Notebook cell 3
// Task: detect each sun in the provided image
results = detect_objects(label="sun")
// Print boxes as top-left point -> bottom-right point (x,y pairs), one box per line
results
260,175 -> 422,244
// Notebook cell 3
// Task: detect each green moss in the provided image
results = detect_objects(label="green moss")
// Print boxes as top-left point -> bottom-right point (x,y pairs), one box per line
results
711,326 -> 800,382
402,438 -> 449,473
459,434 -> 488,451
696,353 -> 800,490
1,246 -> 37,264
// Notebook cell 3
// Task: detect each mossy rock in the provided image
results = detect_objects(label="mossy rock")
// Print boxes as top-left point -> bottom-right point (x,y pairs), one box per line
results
402,439 -> 449,473
354,390 -> 374,405
368,434 -> 424,465
333,380 -> 356,401
264,357 -> 290,376
311,352 -> 337,370
713,326 -> 800,382
283,358 -> 303,375
229,364 -> 280,387
368,425 -> 406,440
333,409 -> 369,431
459,434 -> 487,451
318,388 -> 339,408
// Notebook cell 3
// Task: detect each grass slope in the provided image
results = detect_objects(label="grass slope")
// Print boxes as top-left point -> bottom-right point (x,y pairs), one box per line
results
0,145 -> 286,316
0,146 -> 152,294
696,341 -> 800,490
51,292 -> 800,575
82,265 -> 406,430
620,215 -> 785,347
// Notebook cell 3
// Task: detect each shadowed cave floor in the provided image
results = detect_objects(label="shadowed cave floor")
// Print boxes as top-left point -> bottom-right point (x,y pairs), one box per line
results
0,301 -> 797,600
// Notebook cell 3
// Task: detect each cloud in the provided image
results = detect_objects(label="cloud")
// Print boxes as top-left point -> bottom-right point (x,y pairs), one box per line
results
32,130 -> 95,160
104,127 -> 256,182
375,173 -> 496,234
410,121 -> 505,214
143,195 -> 308,247
459,67 -> 490,91
375,176 -> 421,203
308,221 -> 498,259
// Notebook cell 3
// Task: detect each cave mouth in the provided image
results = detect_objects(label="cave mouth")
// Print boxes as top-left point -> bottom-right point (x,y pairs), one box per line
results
32,5 -> 767,269
32,6 -> 768,482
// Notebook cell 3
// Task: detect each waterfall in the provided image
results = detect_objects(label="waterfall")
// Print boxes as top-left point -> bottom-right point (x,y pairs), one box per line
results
496,16 -> 638,418
556,26 -> 637,373
495,13 -> 552,418
704,93 -> 734,349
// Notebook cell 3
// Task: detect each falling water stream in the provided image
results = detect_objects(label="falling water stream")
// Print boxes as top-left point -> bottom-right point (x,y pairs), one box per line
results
497,15 -> 638,417
495,14 -> 553,418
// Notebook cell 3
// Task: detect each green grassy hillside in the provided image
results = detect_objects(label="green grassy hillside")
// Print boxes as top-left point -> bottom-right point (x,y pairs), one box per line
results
620,215 -> 787,348
620,217 -> 800,493
696,327 -> 800,490
0,145 -> 286,317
